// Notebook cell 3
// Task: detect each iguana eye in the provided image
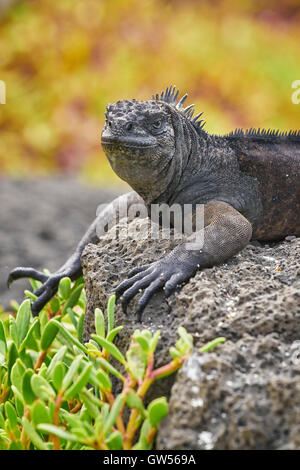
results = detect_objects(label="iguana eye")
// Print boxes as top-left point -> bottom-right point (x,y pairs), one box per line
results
152,120 -> 162,130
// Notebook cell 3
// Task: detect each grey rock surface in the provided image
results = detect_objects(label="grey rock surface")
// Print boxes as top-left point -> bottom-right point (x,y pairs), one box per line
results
82,218 -> 181,401
0,177 -> 121,310
82,217 -> 300,449
157,343 -> 300,450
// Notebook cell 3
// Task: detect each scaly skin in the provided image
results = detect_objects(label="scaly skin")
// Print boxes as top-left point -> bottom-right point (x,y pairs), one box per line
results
8,86 -> 300,319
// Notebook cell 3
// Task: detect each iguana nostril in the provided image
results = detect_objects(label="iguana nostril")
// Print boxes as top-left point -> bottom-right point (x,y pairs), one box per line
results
125,122 -> 133,131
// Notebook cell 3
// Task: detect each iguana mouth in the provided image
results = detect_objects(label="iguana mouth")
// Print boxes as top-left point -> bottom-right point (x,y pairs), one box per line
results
101,135 -> 156,149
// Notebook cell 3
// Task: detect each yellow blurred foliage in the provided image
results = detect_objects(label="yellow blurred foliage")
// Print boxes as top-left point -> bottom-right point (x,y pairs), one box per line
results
0,0 -> 299,184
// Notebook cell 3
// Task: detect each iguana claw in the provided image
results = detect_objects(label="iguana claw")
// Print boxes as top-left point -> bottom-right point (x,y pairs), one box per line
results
116,258 -> 195,321
7,267 -> 49,289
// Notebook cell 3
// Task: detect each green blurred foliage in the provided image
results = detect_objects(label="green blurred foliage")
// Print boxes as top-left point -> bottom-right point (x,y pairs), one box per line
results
0,0 -> 299,184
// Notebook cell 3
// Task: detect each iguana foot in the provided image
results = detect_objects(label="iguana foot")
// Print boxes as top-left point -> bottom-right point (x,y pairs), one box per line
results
7,261 -> 81,316
115,258 -> 196,321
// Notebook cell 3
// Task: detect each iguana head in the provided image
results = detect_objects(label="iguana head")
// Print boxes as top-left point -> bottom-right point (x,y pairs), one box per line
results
101,86 -> 205,202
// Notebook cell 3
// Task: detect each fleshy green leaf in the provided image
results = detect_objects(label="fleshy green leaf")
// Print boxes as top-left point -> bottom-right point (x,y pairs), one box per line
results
64,363 -> 92,399
77,313 -> 85,344
107,295 -> 116,333
95,369 -> 112,391
48,319 -> 88,353
106,326 -> 123,343
9,316 -> 18,348
8,441 -> 24,450
24,290 -> 37,302
91,335 -> 126,365
62,355 -> 83,391
101,403 -> 110,425
37,424 -> 78,443
199,337 -> 226,353
9,300 -> 19,313
177,327 -> 193,349
97,357 -> 124,381
46,345 -> 67,379
0,410 -> 5,429
149,330 -> 161,353
95,308 -> 105,338
169,346 -> 181,359
126,390 -> 145,414
67,308 -> 77,329
60,409 -> 81,426
52,362 -> 66,391
31,374 -> 56,401
22,417 -> 48,450
80,392 -> 100,419
14,396 -> 24,418
50,297 -> 61,315
19,318 -> 40,352
58,277 -> 72,300
19,349 -> 34,370
40,320 -> 59,351
62,284 -> 84,315
103,393 -> 126,437
148,397 -> 168,427
134,418 -> 152,450
22,370 -> 35,405
11,385 -> 25,407
29,278 -> 42,291
126,343 -> 147,381
31,401 -> 52,427
106,430 -> 123,450
0,320 -> 7,357
39,309 -> 48,333
10,359 -> 26,392
7,341 -> 18,386
133,334 -> 150,352
5,401 -> 18,431
15,299 -> 32,347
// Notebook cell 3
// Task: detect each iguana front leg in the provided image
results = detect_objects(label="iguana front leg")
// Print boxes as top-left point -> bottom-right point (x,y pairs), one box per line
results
8,191 -> 142,315
116,201 -> 253,319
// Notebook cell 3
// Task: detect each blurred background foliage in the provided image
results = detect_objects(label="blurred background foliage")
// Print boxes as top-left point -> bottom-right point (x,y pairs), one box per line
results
0,0 -> 299,186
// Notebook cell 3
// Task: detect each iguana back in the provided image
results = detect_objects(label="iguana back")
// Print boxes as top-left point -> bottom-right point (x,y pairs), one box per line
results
227,131 -> 300,240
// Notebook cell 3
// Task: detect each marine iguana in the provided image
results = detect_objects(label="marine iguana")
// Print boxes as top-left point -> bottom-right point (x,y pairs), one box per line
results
8,86 -> 300,319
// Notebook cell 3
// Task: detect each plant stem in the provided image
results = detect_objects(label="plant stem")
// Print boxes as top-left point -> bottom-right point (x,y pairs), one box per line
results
34,350 -> 47,373
51,390 -> 64,450
151,354 -> 189,380
69,401 -> 82,414
21,407 -> 30,449
0,375 -> 10,403
124,352 -> 191,449
146,426 -> 157,446
124,353 -> 155,449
